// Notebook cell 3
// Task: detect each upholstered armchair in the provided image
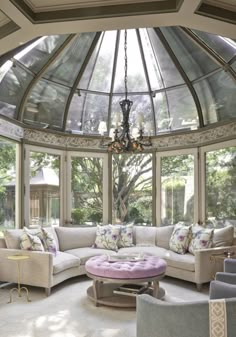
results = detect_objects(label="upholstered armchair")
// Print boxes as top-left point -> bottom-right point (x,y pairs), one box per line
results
215,258 -> 236,285
136,293 -> 236,337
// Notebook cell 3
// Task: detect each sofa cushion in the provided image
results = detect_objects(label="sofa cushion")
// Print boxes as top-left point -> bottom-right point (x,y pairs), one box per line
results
118,247 -> 195,272
134,226 -> 156,246
44,226 -> 59,251
53,251 -> 80,275
4,229 -> 23,249
118,246 -> 168,258
41,227 -> 57,255
65,247 -> 116,265
163,251 -> 195,272
169,224 -> 191,254
55,227 -> 97,251
189,225 -> 214,255
156,225 -> 175,249
213,226 -> 234,247
94,225 -> 120,251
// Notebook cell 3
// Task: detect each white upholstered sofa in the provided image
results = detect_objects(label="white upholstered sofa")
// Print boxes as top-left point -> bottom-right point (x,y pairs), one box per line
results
0,225 -> 235,295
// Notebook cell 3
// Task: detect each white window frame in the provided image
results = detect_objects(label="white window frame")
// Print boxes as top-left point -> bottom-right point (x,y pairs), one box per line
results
156,148 -> 199,225
24,145 -> 65,227
66,151 -> 109,225
199,139 -> 236,224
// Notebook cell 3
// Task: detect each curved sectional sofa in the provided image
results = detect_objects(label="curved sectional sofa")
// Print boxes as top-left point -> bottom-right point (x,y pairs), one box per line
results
0,225 -> 235,295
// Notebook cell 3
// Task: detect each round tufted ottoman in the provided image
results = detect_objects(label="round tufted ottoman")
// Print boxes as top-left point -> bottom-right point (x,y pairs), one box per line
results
85,255 -> 167,308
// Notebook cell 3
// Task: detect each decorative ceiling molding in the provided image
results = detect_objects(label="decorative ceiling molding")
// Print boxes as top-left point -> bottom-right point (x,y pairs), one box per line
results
0,119 -> 24,140
23,121 -> 236,150
0,10 -> 10,26
24,0 -> 176,12
0,21 -> 19,39
10,0 -> 183,23
0,9 -> 19,39
196,1 -> 236,25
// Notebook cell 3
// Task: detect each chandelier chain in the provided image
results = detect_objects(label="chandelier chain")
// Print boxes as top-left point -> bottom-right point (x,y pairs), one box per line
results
124,30 -> 128,100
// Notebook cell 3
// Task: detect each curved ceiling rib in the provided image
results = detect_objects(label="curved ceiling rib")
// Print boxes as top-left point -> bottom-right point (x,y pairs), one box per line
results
17,34 -> 76,122
181,27 -> 236,83
62,32 -> 102,131
154,28 -> 204,128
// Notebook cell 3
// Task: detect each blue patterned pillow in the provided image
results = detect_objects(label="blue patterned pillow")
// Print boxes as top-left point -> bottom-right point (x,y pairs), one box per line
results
93,225 -> 120,251
188,225 -> 214,255
169,224 -> 191,254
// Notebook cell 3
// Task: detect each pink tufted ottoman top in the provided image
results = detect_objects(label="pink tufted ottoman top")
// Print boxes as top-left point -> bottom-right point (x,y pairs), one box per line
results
85,255 -> 167,279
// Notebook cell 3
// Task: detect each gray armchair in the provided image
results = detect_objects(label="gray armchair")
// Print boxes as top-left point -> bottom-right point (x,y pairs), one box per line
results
136,294 -> 236,337
215,258 -> 236,285
210,280 -> 236,299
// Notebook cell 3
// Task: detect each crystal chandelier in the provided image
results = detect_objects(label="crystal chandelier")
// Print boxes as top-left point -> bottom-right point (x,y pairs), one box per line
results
100,30 -> 152,154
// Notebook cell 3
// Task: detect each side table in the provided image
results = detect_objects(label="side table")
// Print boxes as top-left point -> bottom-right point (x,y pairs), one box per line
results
210,250 -> 236,279
7,255 -> 31,303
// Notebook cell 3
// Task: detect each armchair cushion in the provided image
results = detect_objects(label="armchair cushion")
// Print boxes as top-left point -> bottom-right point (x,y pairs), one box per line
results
210,280 -> 236,299
224,258 -> 236,273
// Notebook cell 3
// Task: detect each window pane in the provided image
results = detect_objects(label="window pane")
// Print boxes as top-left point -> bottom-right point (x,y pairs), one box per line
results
194,70 -> 236,125
112,154 -> 152,224
71,156 -> 103,225
161,154 -> 194,225
29,152 -> 60,227
205,147 -> 236,231
0,138 -> 16,235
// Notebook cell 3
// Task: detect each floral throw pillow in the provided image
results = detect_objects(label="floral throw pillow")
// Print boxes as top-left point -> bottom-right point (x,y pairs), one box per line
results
117,224 -> 134,248
41,227 -> 57,256
188,226 -> 214,255
93,225 -> 120,251
169,224 -> 191,254
20,231 -> 45,251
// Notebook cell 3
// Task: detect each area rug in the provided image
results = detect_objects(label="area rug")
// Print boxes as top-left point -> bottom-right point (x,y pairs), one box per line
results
0,276 -> 209,337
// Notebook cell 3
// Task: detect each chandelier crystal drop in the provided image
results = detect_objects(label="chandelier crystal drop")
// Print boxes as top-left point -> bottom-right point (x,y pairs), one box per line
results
100,30 -> 152,153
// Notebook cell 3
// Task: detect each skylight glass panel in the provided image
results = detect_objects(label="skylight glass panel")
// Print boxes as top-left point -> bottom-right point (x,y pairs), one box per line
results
194,70 -> 236,125
24,79 -> 70,129
110,94 -> 153,136
15,35 -> 69,74
161,27 -> 219,81
148,28 -> 185,88
113,30 -> 148,93
43,32 -> 96,87
82,93 -> 109,134
0,63 -> 33,118
89,31 -> 117,93
140,29 -> 164,91
191,30 -> 236,62
166,86 -> 199,131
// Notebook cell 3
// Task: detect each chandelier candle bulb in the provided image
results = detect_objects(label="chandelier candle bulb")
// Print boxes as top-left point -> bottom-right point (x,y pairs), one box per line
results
137,114 -> 144,128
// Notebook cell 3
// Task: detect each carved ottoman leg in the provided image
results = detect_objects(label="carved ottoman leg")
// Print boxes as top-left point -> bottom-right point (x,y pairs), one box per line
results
93,280 -> 100,307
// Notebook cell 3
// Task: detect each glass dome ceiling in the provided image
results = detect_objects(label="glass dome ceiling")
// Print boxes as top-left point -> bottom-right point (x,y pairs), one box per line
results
0,27 -> 235,136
